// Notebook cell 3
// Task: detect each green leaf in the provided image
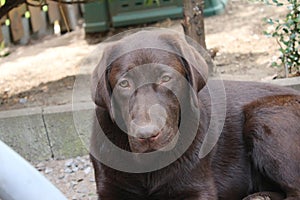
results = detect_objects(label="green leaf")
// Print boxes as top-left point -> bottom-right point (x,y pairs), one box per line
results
275,24 -> 282,31
263,0 -> 271,5
266,18 -> 274,25
262,0 -> 300,75
283,41 -> 290,46
263,31 -> 272,36
287,19 -> 294,25
283,28 -> 289,33
272,62 -> 279,67
290,33 -> 296,39
287,5 -> 293,10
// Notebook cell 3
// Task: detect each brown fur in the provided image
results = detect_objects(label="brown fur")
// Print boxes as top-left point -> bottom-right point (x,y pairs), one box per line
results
90,30 -> 300,200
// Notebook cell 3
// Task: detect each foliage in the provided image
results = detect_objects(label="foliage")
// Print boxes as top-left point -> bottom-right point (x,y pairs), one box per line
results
263,0 -> 300,77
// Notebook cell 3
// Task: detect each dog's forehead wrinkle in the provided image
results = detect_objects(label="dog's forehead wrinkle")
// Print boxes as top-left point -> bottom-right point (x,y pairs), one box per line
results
109,49 -> 187,85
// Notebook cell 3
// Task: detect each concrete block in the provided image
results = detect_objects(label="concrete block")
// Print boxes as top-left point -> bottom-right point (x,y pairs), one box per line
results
72,102 -> 95,149
0,107 -> 52,161
43,102 -> 94,159
269,76 -> 300,91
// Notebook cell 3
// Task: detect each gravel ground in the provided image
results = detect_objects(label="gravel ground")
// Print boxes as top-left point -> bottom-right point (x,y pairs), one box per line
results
34,155 -> 97,200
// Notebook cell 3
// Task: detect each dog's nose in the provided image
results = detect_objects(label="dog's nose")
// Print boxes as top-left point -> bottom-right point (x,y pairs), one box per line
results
135,125 -> 160,141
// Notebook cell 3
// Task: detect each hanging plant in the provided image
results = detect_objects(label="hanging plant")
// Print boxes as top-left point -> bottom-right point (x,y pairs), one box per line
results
263,0 -> 300,77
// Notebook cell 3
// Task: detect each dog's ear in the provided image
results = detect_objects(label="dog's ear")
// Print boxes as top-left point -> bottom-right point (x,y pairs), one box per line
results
159,34 -> 210,93
91,45 -> 116,121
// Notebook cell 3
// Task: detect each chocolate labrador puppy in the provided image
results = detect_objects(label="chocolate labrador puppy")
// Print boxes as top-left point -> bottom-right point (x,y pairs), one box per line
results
90,30 -> 300,200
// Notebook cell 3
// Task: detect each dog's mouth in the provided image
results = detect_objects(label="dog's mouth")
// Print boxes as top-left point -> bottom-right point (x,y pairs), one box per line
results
125,102 -> 178,153
128,128 -> 180,153
157,130 -> 180,151
143,148 -> 156,153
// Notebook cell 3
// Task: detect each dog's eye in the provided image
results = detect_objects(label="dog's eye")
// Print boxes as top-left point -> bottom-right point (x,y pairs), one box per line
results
161,75 -> 171,83
119,80 -> 130,88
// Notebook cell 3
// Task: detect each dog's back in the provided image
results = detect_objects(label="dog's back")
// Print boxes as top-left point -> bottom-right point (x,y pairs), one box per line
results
201,80 -> 300,199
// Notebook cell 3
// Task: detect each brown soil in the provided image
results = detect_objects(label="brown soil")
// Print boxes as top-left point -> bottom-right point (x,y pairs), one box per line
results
0,0 -> 287,111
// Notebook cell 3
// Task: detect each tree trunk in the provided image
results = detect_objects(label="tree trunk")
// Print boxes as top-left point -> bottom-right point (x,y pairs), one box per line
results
182,0 -> 207,49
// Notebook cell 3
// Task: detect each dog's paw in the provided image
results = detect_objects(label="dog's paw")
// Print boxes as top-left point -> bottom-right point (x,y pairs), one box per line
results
242,192 -> 284,200
248,196 -> 271,200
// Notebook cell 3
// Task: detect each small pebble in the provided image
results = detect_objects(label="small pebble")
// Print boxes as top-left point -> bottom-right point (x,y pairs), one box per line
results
78,164 -> 85,170
72,166 -> 79,172
77,185 -> 89,194
71,181 -> 78,187
45,167 -> 53,174
36,162 -> 45,171
19,98 -> 27,104
58,174 -> 65,179
64,168 -> 73,173
84,167 -> 91,175
65,159 -> 74,167
89,178 -> 95,183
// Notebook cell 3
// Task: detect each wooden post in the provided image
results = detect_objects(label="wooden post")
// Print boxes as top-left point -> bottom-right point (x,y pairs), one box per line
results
182,0 -> 207,49
28,5 -> 44,33
47,1 -> 62,24
8,8 -> 24,42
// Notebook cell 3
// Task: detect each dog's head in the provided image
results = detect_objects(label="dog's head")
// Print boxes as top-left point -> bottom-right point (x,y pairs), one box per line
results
91,30 -> 209,153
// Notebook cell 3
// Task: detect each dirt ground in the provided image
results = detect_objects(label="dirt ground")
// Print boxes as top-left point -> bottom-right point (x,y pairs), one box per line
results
0,0 -> 287,111
0,0 -> 288,199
